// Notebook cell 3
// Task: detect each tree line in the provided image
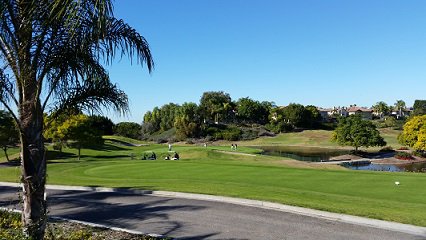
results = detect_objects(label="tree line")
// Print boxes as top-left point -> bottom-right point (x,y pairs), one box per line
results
141,91 -> 324,141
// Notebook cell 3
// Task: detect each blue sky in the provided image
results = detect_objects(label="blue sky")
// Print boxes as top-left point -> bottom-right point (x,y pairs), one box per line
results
108,0 -> 426,123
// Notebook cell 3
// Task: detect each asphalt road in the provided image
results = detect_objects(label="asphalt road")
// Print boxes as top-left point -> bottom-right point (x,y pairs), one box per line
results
1,186 -> 424,240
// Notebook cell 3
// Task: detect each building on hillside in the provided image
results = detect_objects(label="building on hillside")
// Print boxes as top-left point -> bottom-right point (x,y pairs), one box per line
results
317,107 -> 348,122
347,106 -> 373,120
390,108 -> 412,119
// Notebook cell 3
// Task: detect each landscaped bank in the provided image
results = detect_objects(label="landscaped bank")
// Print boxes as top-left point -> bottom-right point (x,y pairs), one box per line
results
0,139 -> 425,227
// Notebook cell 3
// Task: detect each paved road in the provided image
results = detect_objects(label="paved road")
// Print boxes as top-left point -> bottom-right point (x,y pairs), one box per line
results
1,186 -> 424,240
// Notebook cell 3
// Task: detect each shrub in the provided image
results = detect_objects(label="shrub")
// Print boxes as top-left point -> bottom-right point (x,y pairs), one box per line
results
395,151 -> 414,160
379,146 -> 394,152
221,127 -> 241,141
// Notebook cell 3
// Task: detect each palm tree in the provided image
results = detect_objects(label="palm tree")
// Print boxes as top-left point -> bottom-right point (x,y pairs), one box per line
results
394,100 -> 406,119
372,101 -> 389,119
0,1 -> 153,239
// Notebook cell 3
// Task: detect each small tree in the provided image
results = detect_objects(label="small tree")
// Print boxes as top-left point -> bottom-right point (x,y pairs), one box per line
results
62,115 -> 104,160
332,115 -> 386,151
0,110 -> 19,161
398,115 -> 426,152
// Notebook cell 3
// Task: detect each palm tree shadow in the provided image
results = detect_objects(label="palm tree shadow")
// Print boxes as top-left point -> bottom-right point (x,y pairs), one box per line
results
46,190 -> 217,238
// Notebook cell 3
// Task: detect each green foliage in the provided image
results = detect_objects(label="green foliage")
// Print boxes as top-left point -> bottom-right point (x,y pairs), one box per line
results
304,105 -> 322,127
142,103 -> 180,135
395,151 -> 414,160
413,100 -> 426,116
87,115 -> 114,135
398,115 -> 426,151
114,122 -> 141,139
45,114 -> 104,158
205,125 -> 242,141
174,102 -> 202,140
332,115 -> 386,150
372,101 -> 390,119
199,91 -> 233,123
236,97 -> 271,124
0,110 -> 19,161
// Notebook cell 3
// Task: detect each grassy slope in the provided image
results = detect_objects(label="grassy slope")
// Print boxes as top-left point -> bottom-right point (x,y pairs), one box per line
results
240,129 -> 404,149
0,138 -> 425,226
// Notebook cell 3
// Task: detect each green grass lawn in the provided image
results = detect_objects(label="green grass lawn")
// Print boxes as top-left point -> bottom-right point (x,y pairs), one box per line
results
0,139 -> 425,227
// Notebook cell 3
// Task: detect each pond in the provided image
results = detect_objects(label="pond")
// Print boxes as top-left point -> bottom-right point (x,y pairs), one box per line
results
254,145 -> 426,173
256,146 -> 349,162
341,161 -> 426,173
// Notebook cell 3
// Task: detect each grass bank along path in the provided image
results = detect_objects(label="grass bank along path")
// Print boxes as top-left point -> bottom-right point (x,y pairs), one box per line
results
0,137 -> 425,227
242,129 -> 404,149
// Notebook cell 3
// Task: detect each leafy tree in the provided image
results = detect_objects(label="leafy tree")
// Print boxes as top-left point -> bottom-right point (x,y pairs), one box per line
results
45,114 -> 103,158
199,91 -> 233,123
267,107 -> 293,133
413,100 -> 426,116
159,103 -> 180,132
282,103 -> 309,128
174,102 -> 202,140
0,1 -> 153,238
332,115 -> 386,151
372,101 -> 389,119
60,115 -> 104,160
114,122 -> 141,139
0,110 -> 19,161
236,97 -> 270,124
398,115 -> 426,152
305,105 -> 322,127
87,115 -> 114,135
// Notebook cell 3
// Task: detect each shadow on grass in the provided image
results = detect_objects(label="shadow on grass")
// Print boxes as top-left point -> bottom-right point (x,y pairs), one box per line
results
90,143 -> 129,151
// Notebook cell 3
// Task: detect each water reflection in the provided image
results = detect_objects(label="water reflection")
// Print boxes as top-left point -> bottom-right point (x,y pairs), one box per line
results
342,162 -> 426,173
258,146 -> 349,162
255,146 -> 426,173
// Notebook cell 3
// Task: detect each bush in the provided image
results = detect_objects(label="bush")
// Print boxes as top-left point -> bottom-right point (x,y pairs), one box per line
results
379,146 -> 394,152
221,127 -> 241,141
395,151 -> 414,160
413,151 -> 426,158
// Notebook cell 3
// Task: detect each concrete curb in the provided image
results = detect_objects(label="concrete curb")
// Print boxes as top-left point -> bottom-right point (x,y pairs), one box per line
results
1,182 -> 425,237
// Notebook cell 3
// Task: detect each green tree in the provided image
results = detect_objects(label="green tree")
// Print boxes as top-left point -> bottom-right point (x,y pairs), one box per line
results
236,97 -> 270,124
174,102 -> 202,140
413,100 -> 426,116
282,103 -> 309,128
398,115 -> 426,151
332,115 -> 386,151
199,91 -> 232,124
0,1 -> 153,238
114,122 -> 141,139
159,103 -> 180,132
87,115 -> 114,135
305,105 -> 322,128
372,101 -> 389,119
61,115 -> 104,160
267,107 -> 293,133
0,110 -> 19,161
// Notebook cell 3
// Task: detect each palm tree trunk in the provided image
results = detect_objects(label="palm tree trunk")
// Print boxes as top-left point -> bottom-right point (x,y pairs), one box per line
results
20,100 -> 47,240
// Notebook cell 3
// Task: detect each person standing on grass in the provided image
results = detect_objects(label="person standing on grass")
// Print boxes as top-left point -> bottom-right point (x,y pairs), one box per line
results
168,143 -> 172,151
